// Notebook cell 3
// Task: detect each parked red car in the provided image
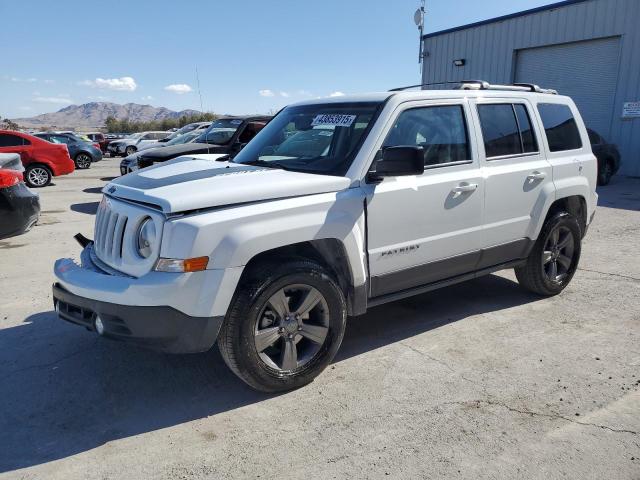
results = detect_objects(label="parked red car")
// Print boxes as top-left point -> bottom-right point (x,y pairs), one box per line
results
0,130 -> 75,187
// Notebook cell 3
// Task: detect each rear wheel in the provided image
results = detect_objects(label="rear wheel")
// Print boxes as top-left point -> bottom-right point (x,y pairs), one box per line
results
25,164 -> 52,188
597,158 -> 614,186
74,153 -> 92,169
218,260 -> 347,392
515,212 -> 581,296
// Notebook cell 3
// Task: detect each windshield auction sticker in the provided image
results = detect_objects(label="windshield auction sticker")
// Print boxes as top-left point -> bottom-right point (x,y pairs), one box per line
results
311,114 -> 356,127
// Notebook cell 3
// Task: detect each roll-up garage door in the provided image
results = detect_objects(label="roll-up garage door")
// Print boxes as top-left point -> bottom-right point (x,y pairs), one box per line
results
515,37 -> 620,138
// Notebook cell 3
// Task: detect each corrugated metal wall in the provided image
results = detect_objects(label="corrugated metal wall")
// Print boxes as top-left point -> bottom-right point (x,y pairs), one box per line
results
421,0 -> 640,176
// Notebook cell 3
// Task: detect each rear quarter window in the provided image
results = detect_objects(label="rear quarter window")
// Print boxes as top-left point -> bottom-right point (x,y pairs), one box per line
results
537,103 -> 582,152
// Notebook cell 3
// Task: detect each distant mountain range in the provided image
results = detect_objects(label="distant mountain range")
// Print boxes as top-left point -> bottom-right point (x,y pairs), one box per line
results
13,102 -> 201,129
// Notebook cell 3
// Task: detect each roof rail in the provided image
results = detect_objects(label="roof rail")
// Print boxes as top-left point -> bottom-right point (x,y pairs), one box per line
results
456,80 -> 558,94
388,81 -> 460,91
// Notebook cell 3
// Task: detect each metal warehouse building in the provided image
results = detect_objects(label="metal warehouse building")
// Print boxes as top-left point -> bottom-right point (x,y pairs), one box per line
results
420,0 -> 640,176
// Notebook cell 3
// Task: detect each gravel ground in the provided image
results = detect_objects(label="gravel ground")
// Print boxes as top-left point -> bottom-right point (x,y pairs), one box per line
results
0,158 -> 638,479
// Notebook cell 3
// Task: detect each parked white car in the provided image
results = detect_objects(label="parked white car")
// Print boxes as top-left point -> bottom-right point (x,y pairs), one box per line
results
54,82 -> 597,392
136,123 -> 211,153
107,131 -> 170,157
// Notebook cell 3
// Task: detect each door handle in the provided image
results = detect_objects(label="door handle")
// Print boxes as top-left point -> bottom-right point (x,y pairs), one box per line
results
452,182 -> 478,194
526,171 -> 546,181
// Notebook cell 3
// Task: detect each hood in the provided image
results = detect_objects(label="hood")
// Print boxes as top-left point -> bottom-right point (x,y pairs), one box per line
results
104,156 -> 350,214
138,142 -> 224,160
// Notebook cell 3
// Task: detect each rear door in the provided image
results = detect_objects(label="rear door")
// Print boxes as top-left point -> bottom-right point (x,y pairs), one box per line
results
470,98 -> 553,266
366,99 -> 485,297
0,133 -> 31,162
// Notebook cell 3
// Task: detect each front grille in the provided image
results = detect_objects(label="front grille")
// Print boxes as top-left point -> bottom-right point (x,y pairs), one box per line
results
94,199 -> 128,263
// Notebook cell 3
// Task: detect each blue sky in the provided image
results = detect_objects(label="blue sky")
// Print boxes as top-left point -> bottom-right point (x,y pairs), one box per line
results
0,0 -> 558,118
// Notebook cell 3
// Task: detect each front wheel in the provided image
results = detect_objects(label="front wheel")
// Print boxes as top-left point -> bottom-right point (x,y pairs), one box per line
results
218,260 -> 347,393
125,146 -> 136,156
597,159 -> 614,186
515,212 -> 582,296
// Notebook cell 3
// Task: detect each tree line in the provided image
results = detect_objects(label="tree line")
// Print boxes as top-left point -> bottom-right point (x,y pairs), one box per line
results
104,112 -> 218,133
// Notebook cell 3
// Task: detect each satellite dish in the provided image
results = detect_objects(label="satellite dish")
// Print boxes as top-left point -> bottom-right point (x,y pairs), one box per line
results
414,8 -> 423,27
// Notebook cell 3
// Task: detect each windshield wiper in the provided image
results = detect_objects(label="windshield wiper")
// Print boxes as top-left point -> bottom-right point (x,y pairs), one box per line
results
241,159 -> 290,170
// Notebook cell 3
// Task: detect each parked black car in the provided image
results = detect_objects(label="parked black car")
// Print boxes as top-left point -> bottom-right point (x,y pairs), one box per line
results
35,132 -> 103,169
0,153 -> 40,239
588,129 -> 620,186
120,116 -> 271,175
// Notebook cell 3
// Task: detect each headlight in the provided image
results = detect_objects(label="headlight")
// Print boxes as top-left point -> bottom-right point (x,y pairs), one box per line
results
136,217 -> 156,258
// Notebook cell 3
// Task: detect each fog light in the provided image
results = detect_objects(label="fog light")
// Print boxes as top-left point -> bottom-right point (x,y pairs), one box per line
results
95,315 -> 105,335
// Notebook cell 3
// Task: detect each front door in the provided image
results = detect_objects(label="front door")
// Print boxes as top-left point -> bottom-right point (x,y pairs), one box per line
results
366,100 -> 484,298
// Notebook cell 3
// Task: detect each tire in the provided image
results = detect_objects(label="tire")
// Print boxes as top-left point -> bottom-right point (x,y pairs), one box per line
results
25,164 -> 52,188
125,146 -> 137,156
515,212 -> 582,296
74,152 -> 92,169
218,259 -> 347,393
597,158 -> 613,186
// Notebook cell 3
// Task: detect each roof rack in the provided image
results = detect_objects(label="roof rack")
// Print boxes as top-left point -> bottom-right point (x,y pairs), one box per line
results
456,80 -> 558,94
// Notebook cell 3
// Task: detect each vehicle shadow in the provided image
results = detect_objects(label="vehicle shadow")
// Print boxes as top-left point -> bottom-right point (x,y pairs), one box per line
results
0,274 -> 537,473
82,187 -> 104,194
70,202 -> 99,215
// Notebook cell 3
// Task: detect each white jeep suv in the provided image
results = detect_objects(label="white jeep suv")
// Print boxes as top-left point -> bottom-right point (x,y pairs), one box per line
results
53,82 -> 598,392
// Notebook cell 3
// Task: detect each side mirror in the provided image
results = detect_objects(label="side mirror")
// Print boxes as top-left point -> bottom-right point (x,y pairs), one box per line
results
370,146 -> 425,180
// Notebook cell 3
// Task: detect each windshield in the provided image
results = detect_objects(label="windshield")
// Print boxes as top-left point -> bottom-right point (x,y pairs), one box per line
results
233,102 -> 382,176
166,131 -> 200,146
195,118 -> 244,144
128,133 -> 143,140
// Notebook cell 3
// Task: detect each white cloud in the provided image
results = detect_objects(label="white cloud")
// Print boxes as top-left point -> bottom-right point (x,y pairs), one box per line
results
329,91 -> 345,97
259,89 -> 275,97
43,79 -> 55,84
33,96 -> 74,104
80,76 -> 137,91
279,91 -> 290,98
142,95 -> 154,101
164,84 -> 192,94
26,78 -> 37,83
297,90 -> 313,97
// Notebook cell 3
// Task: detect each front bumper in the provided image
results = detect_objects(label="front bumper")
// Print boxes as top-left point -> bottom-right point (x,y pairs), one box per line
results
53,283 -> 223,353
52,244 -> 241,353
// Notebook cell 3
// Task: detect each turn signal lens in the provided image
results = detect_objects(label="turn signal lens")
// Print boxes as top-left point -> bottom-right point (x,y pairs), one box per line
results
154,256 -> 209,273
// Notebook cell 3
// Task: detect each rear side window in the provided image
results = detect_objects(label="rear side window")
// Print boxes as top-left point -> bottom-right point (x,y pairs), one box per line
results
538,103 -> 582,152
383,105 -> 471,167
477,104 -> 538,158
514,104 -> 538,153
0,134 -> 25,147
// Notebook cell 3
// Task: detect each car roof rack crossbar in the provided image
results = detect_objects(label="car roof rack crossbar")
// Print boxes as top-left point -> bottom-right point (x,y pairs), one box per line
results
456,80 -> 558,94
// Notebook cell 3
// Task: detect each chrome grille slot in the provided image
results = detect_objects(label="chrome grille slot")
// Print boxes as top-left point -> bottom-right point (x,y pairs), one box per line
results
104,212 -> 118,257
112,215 -> 127,259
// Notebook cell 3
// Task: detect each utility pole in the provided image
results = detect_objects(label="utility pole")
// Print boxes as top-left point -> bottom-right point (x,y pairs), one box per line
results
195,65 -> 204,113
414,1 -> 426,73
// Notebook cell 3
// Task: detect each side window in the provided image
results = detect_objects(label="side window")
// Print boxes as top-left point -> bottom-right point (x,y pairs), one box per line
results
52,135 -> 71,144
0,134 -> 25,147
477,104 -> 521,157
514,104 -> 538,153
537,103 -> 582,152
383,105 -> 471,167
